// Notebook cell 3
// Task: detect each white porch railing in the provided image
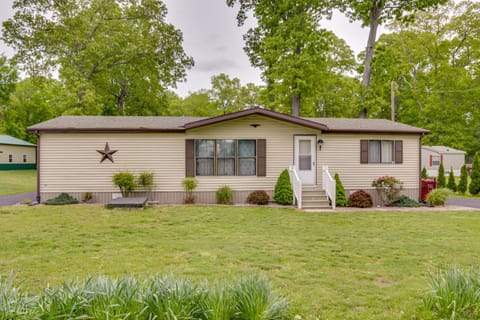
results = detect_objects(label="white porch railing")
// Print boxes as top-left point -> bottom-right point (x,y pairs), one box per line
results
322,165 -> 336,210
288,165 -> 302,209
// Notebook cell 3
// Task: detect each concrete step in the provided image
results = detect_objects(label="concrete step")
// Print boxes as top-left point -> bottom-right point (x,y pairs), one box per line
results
302,199 -> 331,208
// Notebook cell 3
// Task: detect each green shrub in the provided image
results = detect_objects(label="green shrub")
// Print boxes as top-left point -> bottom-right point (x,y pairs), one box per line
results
274,169 -> 293,205
426,188 -> 452,206
469,152 -> 480,195
137,172 -> 154,191
437,163 -> 446,188
112,172 -> 136,197
389,195 -> 420,207
347,190 -> 373,208
447,169 -> 457,192
458,164 -> 469,194
44,193 -> 79,205
82,192 -> 93,203
423,266 -> 480,319
421,167 -> 428,179
334,173 -> 347,207
246,190 -> 270,205
216,185 -> 233,204
182,178 -> 198,204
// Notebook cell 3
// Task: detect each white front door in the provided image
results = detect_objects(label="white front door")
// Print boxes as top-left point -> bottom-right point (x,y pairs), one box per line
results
294,135 -> 316,185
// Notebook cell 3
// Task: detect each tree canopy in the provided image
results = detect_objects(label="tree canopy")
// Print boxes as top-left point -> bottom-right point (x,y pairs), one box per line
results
2,0 -> 194,115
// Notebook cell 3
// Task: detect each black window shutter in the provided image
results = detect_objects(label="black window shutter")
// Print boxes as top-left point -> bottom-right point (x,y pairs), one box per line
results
185,139 -> 195,177
394,140 -> 403,164
360,140 -> 369,163
257,139 -> 266,176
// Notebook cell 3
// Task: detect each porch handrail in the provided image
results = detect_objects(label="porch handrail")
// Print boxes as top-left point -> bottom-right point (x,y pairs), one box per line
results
322,165 -> 336,210
288,165 -> 302,209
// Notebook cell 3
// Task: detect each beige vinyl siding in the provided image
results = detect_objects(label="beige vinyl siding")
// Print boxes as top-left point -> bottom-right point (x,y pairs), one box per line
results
186,114 -> 320,191
0,145 -> 36,164
40,133 -> 186,193
318,134 -> 420,190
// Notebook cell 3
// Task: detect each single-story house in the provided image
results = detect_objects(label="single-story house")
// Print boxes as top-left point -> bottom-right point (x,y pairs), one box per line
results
421,146 -> 466,176
0,134 -> 37,170
28,108 -> 429,208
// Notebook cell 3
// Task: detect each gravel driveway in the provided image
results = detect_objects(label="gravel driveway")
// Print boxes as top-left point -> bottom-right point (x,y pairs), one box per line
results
0,192 -> 36,206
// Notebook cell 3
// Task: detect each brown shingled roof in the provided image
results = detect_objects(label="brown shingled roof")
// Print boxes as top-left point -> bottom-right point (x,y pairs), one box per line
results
28,108 -> 429,134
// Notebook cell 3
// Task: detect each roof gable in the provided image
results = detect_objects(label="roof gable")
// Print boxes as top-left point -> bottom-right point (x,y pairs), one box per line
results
184,108 -> 329,131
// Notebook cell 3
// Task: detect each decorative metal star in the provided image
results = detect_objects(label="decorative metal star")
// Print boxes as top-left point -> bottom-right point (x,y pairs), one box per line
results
97,142 -> 118,163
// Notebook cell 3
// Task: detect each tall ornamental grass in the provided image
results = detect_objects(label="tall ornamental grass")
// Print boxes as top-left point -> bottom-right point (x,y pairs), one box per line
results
423,266 -> 480,319
0,274 -> 289,320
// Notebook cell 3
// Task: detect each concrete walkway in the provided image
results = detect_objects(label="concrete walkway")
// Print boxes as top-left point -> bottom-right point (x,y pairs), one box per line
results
0,192 -> 36,206
447,197 -> 480,209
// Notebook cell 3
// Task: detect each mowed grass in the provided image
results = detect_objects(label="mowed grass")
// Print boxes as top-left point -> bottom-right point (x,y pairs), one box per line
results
0,205 -> 479,319
0,169 -> 36,196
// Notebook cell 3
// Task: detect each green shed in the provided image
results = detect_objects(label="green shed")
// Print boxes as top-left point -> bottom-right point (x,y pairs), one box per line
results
0,135 -> 37,170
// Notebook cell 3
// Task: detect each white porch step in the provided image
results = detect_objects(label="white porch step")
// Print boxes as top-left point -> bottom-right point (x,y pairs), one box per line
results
300,186 -> 332,210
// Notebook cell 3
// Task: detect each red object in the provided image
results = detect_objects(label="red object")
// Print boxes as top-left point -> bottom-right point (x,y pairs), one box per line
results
421,179 -> 437,201
429,155 -> 432,167
440,155 -> 444,164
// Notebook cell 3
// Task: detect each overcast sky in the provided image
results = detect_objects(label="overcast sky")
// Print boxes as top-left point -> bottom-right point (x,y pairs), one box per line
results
0,0 -> 384,97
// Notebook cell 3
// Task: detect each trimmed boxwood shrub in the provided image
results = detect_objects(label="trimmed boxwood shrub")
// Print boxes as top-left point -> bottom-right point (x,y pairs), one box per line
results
334,173 -> 347,207
421,167 -> 428,179
44,193 -> 79,205
246,190 -> 270,205
216,185 -> 233,204
274,169 -> 293,205
347,190 -> 373,208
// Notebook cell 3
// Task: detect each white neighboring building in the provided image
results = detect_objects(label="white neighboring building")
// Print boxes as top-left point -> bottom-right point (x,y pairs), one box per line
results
421,146 -> 466,176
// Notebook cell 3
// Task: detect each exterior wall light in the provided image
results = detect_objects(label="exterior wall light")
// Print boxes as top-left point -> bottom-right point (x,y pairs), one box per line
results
317,138 -> 324,150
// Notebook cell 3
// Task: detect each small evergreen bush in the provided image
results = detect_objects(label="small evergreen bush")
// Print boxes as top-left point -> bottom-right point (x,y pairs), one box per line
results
389,195 -> 420,207
347,190 -> 373,208
469,152 -> 480,195
112,172 -> 136,197
246,190 -> 270,205
216,185 -> 233,204
334,173 -> 347,207
426,188 -> 452,206
44,193 -> 79,205
458,164 -> 468,194
421,167 -> 428,179
274,169 -> 293,205
437,163 -> 446,188
447,169 -> 457,192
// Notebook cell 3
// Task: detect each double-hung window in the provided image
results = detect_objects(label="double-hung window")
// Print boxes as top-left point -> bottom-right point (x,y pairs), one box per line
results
361,140 -> 403,164
191,139 -> 259,176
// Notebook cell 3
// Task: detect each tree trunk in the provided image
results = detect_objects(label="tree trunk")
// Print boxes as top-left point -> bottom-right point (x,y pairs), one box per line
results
292,93 -> 300,117
359,4 -> 383,118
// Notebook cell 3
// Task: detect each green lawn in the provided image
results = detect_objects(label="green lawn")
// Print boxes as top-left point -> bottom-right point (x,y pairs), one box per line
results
0,205 -> 479,319
0,170 -> 36,196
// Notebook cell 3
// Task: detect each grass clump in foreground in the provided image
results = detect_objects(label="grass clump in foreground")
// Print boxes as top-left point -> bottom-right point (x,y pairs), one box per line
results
0,274 -> 288,319
1,205 -> 480,319
423,266 -> 480,319
0,170 -> 36,196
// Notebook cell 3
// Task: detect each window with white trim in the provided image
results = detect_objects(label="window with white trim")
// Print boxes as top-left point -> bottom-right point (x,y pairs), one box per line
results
195,139 -> 257,176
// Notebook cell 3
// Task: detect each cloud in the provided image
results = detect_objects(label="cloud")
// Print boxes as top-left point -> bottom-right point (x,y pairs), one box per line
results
195,58 -> 239,72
